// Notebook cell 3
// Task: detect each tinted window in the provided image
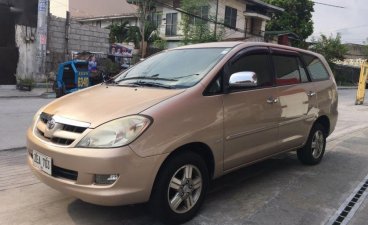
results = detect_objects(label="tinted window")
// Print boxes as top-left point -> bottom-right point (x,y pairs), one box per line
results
230,54 -> 273,88
298,58 -> 309,82
302,54 -> 330,81
273,55 -> 300,86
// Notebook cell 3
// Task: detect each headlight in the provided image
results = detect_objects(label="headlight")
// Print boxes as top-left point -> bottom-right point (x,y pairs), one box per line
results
31,106 -> 46,128
77,115 -> 152,148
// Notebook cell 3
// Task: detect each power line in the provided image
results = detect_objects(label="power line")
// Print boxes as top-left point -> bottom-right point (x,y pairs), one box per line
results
151,0 -> 246,33
313,1 -> 345,9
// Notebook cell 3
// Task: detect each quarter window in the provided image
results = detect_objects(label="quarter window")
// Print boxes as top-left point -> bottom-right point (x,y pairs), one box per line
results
230,54 -> 273,88
225,6 -> 237,28
302,54 -> 330,81
273,55 -> 301,86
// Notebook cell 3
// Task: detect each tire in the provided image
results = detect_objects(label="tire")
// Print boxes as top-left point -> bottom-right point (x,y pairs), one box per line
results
55,88 -> 63,98
297,123 -> 327,165
149,151 -> 209,224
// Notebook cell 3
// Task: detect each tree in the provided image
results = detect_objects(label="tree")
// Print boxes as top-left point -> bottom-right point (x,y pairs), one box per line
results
108,21 -> 129,43
363,38 -> 368,59
127,0 -> 155,57
264,0 -> 314,47
310,33 -> 348,64
181,0 -> 224,44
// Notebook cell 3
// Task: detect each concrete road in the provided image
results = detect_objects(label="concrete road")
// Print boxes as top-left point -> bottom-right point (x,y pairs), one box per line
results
0,97 -> 52,150
0,89 -> 368,225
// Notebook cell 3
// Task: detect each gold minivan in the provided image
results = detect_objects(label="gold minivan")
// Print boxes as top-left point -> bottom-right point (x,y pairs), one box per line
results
27,42 -> 338,224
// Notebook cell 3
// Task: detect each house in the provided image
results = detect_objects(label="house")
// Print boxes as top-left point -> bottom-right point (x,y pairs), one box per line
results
71,0 -> 283,49
153,0 -> 284,48
70,0 -> 138,28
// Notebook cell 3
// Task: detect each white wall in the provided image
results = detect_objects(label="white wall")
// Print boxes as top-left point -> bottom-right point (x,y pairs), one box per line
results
15,25 -> 38,79
215,0 -> 246,40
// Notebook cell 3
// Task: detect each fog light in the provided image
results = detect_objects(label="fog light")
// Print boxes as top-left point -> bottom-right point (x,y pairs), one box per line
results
95,174 -> 119,185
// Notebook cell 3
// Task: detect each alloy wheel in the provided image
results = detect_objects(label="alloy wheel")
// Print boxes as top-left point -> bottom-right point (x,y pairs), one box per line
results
167,164 -> 202,214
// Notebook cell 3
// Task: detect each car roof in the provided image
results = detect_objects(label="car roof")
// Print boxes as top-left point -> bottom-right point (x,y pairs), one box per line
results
174,41 -> 323,58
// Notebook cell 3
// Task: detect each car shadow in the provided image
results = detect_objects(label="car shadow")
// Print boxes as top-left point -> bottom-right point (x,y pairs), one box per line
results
67,152 -> 304,225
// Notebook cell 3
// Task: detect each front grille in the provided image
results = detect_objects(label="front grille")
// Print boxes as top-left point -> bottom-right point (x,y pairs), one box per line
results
62,124 -> 87,133
52,165 -> 78,181
51,137 -> 74,145
35,113 -> 89,146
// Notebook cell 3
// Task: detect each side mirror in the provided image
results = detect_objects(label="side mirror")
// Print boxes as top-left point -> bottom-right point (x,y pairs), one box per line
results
229,71 -> 258,88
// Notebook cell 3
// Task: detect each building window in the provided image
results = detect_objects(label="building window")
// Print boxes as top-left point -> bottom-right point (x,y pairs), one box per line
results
190,6 -> 209,25
225,6 -> 237,28
149,12 -> 162,28
165,13 -> 177,36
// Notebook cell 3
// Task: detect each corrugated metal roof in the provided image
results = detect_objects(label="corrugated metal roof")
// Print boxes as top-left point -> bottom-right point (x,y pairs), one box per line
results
70,0 -> 138,19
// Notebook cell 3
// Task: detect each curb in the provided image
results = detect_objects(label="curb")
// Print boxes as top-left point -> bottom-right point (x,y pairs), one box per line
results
0,147 -> 26,152
337,86 -> 357,90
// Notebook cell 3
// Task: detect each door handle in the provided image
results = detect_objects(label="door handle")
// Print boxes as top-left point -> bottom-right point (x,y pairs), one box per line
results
307,91 -> 316,97
267,97 -> 278,104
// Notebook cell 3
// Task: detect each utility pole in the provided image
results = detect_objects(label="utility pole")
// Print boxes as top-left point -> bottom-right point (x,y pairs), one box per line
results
214,0 -> 219,36
36,0 -> 49,79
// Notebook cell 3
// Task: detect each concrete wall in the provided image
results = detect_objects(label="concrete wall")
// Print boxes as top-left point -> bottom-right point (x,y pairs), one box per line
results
15,25 -> 37,80
80,17 -> 139,29
46,16 -> 110,73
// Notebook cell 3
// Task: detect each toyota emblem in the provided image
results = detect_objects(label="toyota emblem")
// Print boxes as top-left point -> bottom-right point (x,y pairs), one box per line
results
47,118 -> 56,130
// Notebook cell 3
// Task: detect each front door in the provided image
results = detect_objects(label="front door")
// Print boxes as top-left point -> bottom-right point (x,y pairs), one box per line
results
223,48 -> 281,170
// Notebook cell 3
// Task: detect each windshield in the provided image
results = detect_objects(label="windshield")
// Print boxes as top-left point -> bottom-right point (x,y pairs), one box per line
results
114,48 -> 231,88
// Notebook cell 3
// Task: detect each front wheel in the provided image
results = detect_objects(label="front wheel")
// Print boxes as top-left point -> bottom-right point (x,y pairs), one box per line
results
297,123 -> 327,165
149,152 -> 209,224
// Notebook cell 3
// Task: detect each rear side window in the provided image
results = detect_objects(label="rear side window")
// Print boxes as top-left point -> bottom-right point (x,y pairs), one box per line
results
273,55 -> 300,86
302,54 -> 330,81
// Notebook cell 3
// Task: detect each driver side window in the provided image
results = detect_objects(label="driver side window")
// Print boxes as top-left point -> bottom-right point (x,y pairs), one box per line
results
229,54 -> 273,88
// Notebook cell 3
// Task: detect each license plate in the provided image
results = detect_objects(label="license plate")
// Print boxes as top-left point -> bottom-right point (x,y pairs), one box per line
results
33,150 -> 52,176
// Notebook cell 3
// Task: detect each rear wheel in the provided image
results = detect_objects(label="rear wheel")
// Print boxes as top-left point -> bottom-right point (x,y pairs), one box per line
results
297,123 -> 327,165
150,151 -> 209,224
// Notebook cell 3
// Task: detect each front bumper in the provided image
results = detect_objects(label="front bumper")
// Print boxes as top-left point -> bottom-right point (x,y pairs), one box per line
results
27,128 -> 168,206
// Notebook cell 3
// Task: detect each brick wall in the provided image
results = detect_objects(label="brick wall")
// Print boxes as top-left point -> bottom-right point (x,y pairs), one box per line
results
47,16 -> 110,73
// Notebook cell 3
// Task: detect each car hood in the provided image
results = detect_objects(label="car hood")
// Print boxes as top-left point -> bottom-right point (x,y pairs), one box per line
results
42,85 -> 185,128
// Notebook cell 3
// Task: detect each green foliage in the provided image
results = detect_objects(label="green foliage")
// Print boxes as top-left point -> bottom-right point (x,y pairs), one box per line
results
153,39 -> 167,50
180,0 -> 223,44
264,0 -> 314,47
109,21 -> 159,48
108,21 -> 129,43
125,22 -> 161,48
310,33 -> 348,64
97,58 -> 121,75
363,38 -> 368,59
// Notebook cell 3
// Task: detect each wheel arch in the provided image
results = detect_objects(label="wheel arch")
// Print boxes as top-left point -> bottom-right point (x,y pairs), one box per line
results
163,142 -> 215,179
150,142 -> 215,200
314,115 -> 330,137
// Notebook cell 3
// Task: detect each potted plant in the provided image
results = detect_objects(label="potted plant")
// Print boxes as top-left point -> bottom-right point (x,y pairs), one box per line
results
16,76 -> 35,91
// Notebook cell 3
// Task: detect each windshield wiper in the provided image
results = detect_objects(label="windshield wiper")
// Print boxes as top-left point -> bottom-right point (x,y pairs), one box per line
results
172,73 -> 199,79
115,76 -> 178,83
129,81 -> 175,89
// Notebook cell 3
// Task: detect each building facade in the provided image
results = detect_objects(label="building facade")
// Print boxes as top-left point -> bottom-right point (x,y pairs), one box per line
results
154,0 -> 283,47
74,0 -> 283,49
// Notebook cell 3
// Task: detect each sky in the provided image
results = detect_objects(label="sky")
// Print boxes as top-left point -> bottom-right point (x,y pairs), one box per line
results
311,0 -> 368,44
50,0 -> 68,18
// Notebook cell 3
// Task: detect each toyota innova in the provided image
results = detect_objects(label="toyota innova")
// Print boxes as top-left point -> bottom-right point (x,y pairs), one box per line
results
27,42 -> 338,224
